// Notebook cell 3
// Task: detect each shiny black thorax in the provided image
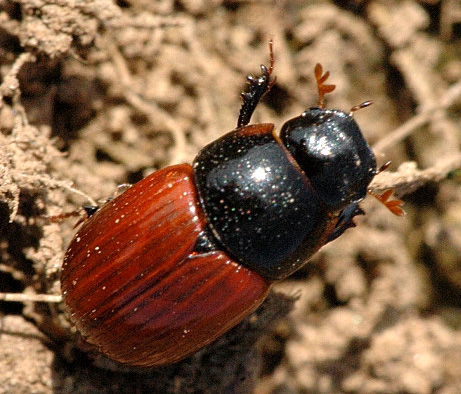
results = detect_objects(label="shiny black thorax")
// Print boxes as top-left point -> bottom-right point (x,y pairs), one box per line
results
193,123 -> 332,280
193,108 -> 377,281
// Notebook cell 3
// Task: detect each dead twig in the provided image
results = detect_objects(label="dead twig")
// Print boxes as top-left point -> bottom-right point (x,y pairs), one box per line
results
371,155 -> 461,196
0,292 -> 62,303
373,79 -> 461,153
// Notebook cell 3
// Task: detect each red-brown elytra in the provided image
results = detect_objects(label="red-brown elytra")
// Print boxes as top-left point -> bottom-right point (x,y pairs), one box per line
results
61,41 -> 404,367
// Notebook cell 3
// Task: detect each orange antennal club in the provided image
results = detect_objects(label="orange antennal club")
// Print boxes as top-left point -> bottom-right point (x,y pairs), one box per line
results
368,189 -> 405,216
368,161 -> 405,216
314,63 -> 336,109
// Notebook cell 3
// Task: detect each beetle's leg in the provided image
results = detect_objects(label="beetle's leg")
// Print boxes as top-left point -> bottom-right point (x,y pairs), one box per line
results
325,203 -> 365,244
45,205 -> 100,227
237,40 -> 276,128
350,100 -> 373,114
44,183 -> 132,226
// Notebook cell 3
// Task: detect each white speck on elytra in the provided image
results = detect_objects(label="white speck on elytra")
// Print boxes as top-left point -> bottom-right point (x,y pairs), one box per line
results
76,237 -> 81,242
102,286 -> 106,290
115,218 -> 120,223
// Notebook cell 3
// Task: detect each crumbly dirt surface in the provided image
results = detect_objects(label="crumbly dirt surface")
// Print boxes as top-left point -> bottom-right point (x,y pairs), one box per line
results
1,0 -> 461,393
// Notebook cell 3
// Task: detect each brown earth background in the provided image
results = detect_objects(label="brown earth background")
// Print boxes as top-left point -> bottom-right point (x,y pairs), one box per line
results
1,0 -> 461,393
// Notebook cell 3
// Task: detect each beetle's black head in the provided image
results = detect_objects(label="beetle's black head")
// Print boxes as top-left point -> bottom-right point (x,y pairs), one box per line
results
280,107 -> 377,212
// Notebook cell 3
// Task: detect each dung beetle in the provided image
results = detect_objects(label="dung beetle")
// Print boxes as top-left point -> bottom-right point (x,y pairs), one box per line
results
61,41 -> 403,367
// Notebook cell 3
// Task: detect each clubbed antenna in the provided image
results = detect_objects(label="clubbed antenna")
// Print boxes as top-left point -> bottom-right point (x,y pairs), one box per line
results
368,162 -> 405,216
368,189 -> 405,216
314,63 -> 336,108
